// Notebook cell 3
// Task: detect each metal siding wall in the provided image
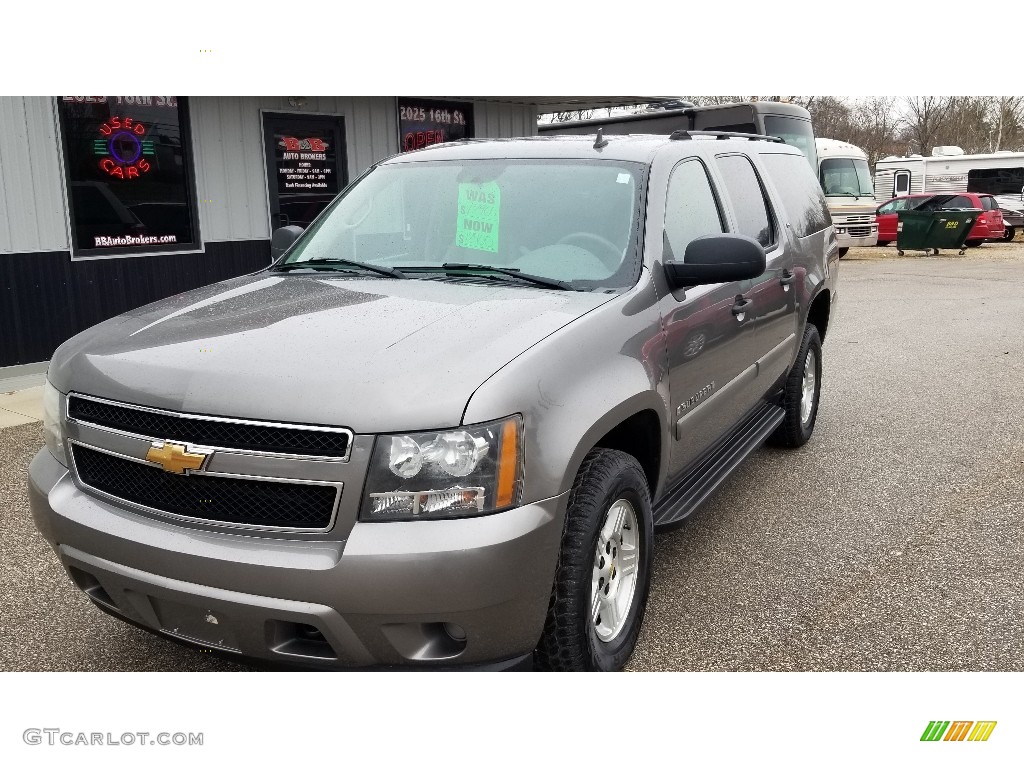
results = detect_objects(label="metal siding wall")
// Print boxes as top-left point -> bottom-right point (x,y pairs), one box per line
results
189,96 -> 400,243
0,97 -> 69,254
191,96 -> 275,242
473,102 -> 538,139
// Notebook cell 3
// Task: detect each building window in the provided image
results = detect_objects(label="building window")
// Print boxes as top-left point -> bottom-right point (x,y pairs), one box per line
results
57,96 -> 201,258
397,98 -> 473,153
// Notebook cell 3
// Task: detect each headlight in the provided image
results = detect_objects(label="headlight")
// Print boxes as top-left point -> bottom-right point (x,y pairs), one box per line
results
360,415 -> 523,521
42,380 -> 68,466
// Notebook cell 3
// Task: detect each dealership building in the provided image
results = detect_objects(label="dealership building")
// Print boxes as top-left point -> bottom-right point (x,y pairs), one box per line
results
0,95 -> 650,372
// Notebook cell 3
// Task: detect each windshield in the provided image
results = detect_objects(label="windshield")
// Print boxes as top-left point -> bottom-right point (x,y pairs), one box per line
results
763,115 -> 817,173
819,158 -> 874,197
278,159 -> 644,290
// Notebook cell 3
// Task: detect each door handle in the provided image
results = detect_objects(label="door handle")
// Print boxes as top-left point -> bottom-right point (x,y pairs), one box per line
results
731,297 -> 753,316
780,269 -> 795,286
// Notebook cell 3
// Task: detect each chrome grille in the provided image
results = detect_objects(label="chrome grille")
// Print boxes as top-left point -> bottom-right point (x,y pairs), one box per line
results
71,444 -> 339,531
68,394 -> 351,459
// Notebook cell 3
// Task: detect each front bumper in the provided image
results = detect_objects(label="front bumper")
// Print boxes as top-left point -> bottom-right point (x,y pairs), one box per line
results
834,229 -> 878,248
29,448 -> 566,669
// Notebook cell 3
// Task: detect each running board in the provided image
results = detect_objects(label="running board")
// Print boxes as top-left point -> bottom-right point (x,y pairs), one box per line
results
653,402 -> 784,528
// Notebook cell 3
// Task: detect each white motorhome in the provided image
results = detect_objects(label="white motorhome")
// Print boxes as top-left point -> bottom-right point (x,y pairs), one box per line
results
815,138 -> 878,254
874,146 -> 1024,202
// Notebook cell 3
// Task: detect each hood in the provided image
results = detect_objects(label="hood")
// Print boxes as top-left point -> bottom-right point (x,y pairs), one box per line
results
48,273 -> 615,432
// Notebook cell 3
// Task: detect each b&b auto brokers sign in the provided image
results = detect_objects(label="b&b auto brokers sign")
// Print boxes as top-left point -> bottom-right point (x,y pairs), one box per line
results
275,134 -> 338,193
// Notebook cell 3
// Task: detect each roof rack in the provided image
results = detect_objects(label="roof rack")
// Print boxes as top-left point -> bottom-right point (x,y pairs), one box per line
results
669,130 -> 785,143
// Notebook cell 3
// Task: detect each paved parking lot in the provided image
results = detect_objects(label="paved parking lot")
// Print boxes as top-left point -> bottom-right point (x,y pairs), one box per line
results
2,247 -> 1023,671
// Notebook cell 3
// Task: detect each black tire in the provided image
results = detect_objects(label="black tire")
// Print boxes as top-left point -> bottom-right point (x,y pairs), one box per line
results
965,239 -> 982,248
535,448 -> 654,672
837,247 -> 849,258
769,323 -> 822,449
877,240 -> 890,247
1002,226 -> 1015,242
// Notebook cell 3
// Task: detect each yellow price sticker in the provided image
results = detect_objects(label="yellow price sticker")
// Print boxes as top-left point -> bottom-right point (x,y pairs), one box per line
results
945,220 -> 959,229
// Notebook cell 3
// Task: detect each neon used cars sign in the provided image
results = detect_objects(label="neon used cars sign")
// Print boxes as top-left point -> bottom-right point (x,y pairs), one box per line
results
93,116 -> 156,180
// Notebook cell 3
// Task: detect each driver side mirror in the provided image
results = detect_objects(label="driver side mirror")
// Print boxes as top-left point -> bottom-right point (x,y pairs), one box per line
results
271,225 -> 304,262
664,233 -> 766,289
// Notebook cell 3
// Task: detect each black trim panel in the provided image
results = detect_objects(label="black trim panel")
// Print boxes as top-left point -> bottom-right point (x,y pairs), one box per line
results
0,239 -> 271,367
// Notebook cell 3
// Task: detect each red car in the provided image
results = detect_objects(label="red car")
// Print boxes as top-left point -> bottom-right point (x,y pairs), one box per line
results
876,192 -> 1005,247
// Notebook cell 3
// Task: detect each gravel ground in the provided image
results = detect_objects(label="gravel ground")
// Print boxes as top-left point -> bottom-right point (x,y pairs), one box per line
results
2,244 -> 1023,671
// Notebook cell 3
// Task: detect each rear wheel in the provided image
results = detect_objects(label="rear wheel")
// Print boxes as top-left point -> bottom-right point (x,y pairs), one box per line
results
535,448 -> 654,672
769,324 -> 822,448
1002,226 -> 1015,242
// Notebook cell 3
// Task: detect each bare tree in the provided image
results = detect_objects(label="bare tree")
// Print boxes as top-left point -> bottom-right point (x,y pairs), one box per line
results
804,96 -> 851,141
931,97 -> 992,153
902,96 -> 954,155
990,96 -> 1024,151
848,97 -> 904,166
677,96 -> 747,106
548,109 -> 595,123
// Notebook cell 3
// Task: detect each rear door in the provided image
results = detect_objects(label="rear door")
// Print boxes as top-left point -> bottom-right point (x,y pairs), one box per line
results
715,152 -> 797,387
980,195 -> 1004,237
893,170 -> 912,198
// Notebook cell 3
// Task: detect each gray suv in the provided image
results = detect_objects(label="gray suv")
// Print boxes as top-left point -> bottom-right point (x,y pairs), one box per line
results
29,131 -> 839,671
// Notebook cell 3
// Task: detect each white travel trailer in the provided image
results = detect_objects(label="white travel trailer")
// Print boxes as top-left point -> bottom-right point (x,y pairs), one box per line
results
874,146 -> 1024,202
815,138 -> 878,254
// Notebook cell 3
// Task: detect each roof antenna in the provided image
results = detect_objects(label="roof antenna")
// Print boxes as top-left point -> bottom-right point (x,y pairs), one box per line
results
594,127 -> 608,149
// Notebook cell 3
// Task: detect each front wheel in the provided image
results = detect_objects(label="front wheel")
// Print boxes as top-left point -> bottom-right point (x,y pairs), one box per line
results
876,240 -> 891,247
535,448 -> 654,671
965,239 -> 982,248
769,323 -> 822,448
837,247 -> 849,258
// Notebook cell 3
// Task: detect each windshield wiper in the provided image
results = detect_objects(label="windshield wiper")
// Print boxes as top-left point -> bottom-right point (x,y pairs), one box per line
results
272,258 -> 407,278
436,263 -> 575,291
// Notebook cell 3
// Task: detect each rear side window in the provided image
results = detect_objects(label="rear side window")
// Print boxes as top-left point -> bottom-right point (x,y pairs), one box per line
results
980,196 -> 996,211
944,195 -> 973,209
715,154 -> 774,247
760,153 -> 831,237
663,159 -> 724,260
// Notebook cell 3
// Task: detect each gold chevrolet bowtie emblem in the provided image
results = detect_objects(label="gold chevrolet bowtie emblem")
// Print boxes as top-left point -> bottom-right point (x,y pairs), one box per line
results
145,441 -> 211,475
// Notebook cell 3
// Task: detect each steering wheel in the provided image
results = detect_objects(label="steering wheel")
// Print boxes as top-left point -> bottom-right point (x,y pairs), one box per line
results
556,232 -> 623,272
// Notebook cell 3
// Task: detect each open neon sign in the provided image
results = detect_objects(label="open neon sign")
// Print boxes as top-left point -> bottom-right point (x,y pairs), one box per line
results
93,116 -> 155,179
